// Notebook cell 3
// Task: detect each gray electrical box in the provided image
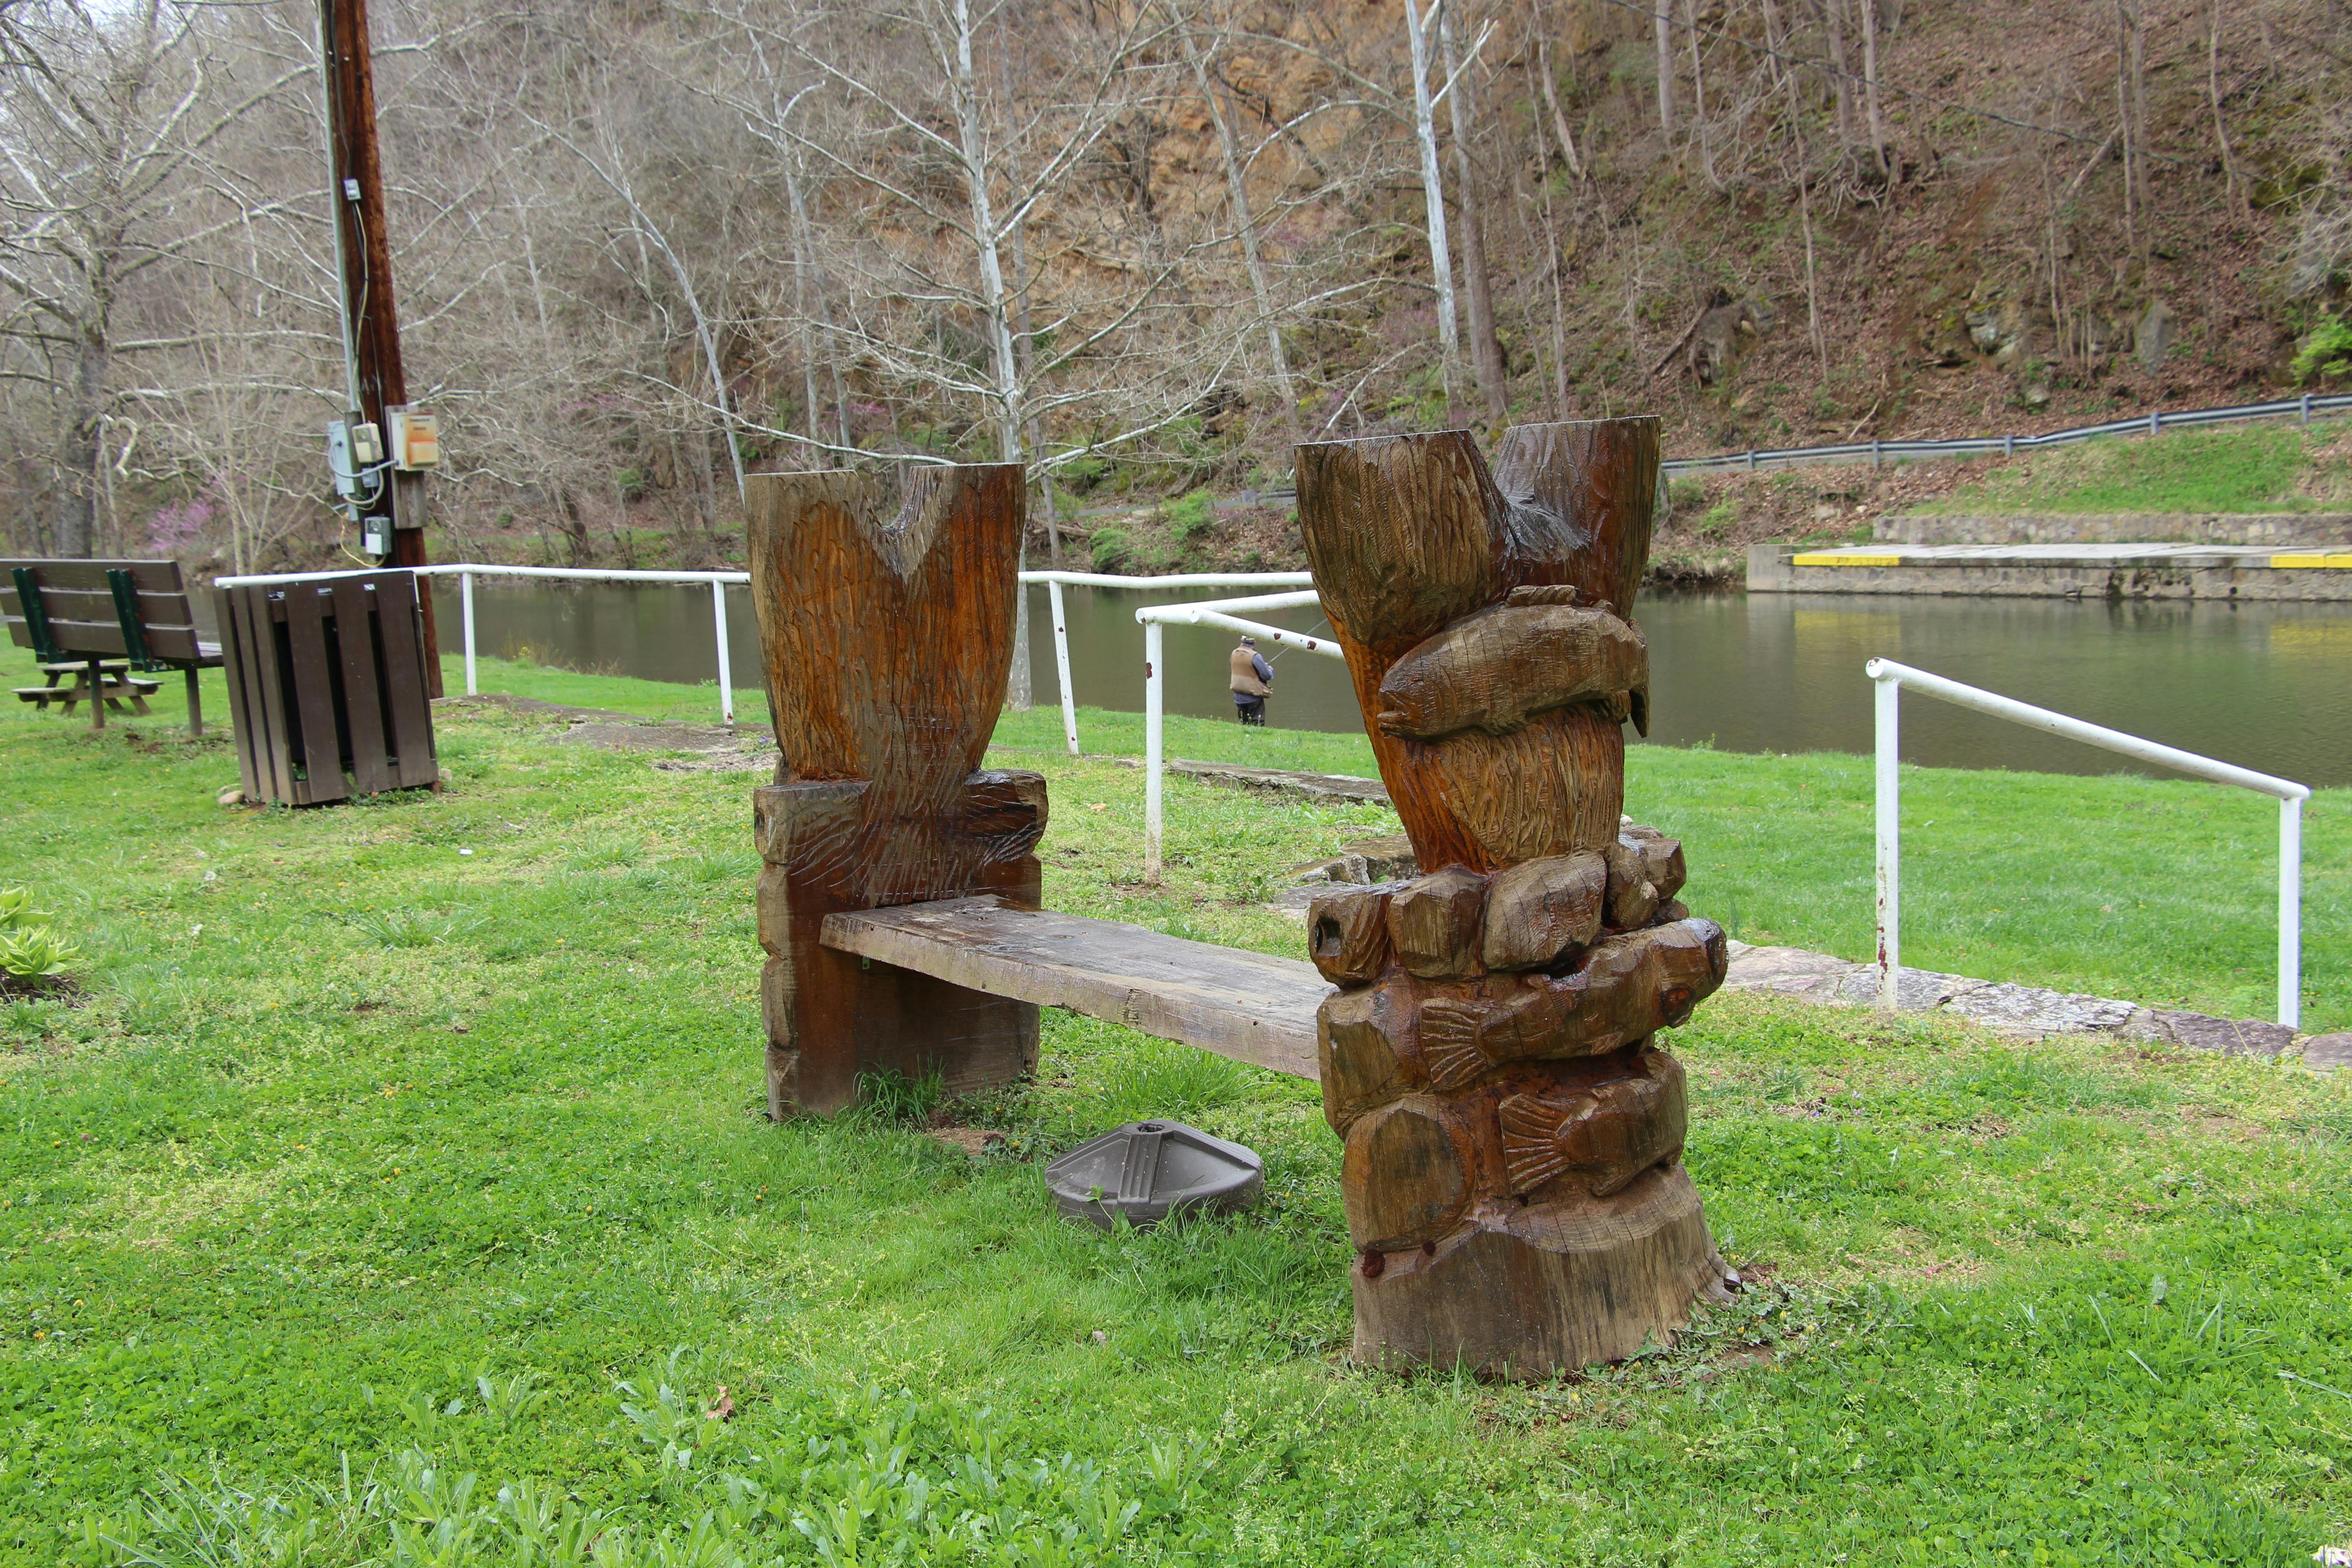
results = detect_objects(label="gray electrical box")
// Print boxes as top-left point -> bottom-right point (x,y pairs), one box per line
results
1044,1121 -> 1263,1231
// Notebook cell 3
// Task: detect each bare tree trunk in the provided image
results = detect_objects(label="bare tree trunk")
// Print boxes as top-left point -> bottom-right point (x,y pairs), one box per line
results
1522,82 -> 1573,419
1440,8 -> 1508,423
1184,24 -> 1302,443
1859,0 -> 1889,179
1825,0 -> 1854,159
1768,0 -> 1827,372
1534,27 -> 1585,179
2209,0 -> 2240,216
781,147 -> 853,460
2127,0 -> 2149,247
950,0 -> 1028,708
1684,0 -> 1719,186
1653,0 -> 1676,135
52,333 -> 106,558
1403,0 -> 1466,426
2116,0 -> 2139,248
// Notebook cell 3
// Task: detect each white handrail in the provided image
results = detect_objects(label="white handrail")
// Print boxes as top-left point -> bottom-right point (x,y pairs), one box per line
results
1018,569 -> 1319,757
204,563 -> 1320,739
1132,590 -> 1347,882
1866,657 -> 2310,1028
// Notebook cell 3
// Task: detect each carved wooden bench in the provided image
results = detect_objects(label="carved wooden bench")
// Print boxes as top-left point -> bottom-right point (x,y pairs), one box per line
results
747,426 -> 1734,1381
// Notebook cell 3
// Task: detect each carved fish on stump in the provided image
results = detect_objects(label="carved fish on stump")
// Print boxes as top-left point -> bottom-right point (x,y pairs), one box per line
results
1298,420 -> 1737,1378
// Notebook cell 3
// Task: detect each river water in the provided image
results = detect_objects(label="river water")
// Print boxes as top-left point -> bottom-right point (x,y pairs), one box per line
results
427,580 -> 2352,788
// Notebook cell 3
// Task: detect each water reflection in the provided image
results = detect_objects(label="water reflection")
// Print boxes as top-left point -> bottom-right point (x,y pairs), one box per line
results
422,578 -> 2352,787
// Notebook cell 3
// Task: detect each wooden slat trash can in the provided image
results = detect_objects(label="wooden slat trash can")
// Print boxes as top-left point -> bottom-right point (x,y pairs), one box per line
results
215,572 -> 439,806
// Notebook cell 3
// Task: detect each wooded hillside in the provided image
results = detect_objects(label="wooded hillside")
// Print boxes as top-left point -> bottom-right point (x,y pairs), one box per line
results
2,0 -> 2346,571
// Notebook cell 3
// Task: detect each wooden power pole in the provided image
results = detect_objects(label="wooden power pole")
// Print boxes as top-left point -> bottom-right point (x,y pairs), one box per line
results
319,0 -> 441,694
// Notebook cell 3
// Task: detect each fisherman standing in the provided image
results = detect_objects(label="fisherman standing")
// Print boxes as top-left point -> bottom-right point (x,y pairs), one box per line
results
1229,635 -> 1274,726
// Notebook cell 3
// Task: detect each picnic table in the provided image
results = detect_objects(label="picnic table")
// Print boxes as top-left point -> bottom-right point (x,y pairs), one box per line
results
3,559 -> 224,733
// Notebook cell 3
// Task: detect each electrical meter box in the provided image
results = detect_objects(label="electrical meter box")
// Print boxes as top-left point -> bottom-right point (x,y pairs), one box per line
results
388,408 -> 441,471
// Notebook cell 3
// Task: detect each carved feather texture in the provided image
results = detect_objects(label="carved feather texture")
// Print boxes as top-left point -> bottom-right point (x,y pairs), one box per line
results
1416,999 -> 1489,1091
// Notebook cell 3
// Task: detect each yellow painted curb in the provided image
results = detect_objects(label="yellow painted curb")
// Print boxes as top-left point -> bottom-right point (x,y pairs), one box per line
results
1790,552 -> 1904,567
2271,553 -> 2352,568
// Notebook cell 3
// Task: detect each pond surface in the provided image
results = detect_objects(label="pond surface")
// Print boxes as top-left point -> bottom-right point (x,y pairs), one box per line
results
426,579 -> 2352,788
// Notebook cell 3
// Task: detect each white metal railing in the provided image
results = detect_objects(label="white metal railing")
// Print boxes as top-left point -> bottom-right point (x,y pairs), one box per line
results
1134,589 -> 1348,882
211,563 -> 1319,736
1025,570 -> 1314,761
1867,658 -> 2310,1028
215,562 -> 753,723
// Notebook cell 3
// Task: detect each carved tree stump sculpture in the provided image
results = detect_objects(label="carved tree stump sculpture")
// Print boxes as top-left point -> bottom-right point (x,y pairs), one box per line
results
1296,420 -> 1736,1377
745,465 -> 1049,1117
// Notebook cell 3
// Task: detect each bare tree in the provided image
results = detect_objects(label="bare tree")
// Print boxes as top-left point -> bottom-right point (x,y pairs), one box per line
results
1438,4 -> 1506,422
0,0 -> 307,555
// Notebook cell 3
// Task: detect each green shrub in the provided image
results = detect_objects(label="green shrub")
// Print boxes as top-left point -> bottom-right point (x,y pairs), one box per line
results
2292,318 -> 2352,383
0,925 -> 78,981
0,886 -> 55,930
1165,489 -> 1217,543
1667,476 -> 1711,515
1089,527 -> 1132,573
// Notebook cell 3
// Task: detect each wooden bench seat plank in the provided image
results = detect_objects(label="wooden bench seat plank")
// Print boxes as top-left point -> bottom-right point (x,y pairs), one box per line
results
822,896 -> 1329,1080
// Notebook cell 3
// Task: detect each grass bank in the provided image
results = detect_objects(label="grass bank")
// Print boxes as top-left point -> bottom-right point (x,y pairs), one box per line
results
3,656 -> 2348,1565
1913,418 -> 2352,515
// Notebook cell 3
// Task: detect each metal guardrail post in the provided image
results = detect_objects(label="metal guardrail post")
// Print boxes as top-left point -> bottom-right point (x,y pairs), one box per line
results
1143,619 -> 1164,884
1874,671 -> 1900,1009
1866,657 -> 2308,1028
1049,578 -> 1078,755
2280,797 -> 2303,1030
712,579 -> 734,726
461,570 -> 477,696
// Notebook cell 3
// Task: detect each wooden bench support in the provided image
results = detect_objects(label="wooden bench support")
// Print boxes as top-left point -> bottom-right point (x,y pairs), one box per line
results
745,463 -> 1046,1117
823,897 -> 1328,1081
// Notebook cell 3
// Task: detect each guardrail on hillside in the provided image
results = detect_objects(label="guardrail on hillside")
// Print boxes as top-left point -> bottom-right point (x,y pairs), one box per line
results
1223,391 -> 2352,505
1662,391 -> 2352,478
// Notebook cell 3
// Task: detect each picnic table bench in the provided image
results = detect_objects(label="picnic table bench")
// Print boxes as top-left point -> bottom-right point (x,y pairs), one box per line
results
3,559 -> 224,733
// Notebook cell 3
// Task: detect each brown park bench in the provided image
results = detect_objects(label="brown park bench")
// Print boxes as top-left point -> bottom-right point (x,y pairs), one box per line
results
3,559 -> 225,733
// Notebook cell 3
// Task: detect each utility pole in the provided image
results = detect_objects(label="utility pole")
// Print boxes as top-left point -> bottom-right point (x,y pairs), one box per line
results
318,0 -> 440,693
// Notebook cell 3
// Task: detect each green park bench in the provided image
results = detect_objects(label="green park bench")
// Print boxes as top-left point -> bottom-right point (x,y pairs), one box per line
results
3,558 -> 225,733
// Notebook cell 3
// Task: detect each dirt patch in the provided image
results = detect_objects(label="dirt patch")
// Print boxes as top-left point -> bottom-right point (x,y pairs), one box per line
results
927,1127 -> 1007,1156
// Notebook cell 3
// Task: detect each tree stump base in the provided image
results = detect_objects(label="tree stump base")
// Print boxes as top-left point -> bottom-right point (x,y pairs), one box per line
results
1352,1164 -> 1734,1377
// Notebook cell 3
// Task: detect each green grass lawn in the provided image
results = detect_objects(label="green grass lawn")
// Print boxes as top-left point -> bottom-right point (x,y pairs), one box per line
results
1912,418 -> 2352,516
3,657 -> 2349,1564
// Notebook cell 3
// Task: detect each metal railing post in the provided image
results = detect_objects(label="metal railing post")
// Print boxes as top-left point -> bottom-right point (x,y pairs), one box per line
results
711,578 -> 735,726
1874,671 -> 1901,1009
461,570 -> 477,696
1049,578 -> 1078,755
1143,619 -> 1164,884
2281,796 -> 2303,1029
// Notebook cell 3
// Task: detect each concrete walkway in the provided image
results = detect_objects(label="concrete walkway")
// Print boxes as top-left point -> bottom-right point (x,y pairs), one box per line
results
1719,940 -> 2347,1064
